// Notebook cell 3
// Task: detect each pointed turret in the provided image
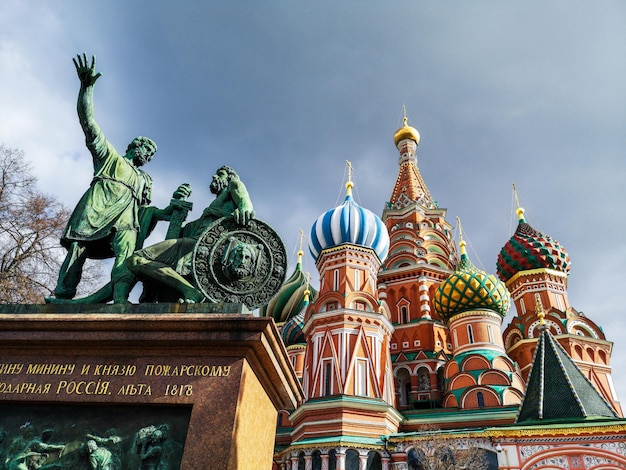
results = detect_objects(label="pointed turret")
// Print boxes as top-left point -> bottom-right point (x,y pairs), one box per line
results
389,109 -> 435,210
291,162 -> 400,443
517,295 -> 619,423
379,111 -> 457,409
434,221 -> 524,409
500,186 -> 622,416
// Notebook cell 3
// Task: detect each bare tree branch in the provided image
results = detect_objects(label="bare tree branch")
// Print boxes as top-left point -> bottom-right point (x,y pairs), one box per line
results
408,426 -> 490,470
0,144 -> 104,303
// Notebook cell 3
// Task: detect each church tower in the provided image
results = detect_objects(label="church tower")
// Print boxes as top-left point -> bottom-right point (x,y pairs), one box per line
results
498,196 -> 623,416
434,225 -> 525,410
289,164 -> 402,444
378,113 -> 457,410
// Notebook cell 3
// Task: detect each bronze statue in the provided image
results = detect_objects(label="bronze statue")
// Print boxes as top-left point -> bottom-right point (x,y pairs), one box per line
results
127,166 -> 254,303
46,54 -> 286,307
49,55 -> 159,303
46,54 -> 190,304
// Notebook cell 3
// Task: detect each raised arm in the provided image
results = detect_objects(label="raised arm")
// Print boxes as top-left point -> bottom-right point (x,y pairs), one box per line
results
229,179 -> 255,225
73,54 -> 103,144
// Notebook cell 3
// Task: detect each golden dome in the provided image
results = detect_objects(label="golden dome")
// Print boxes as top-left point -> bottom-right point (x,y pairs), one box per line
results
393,116 -> 420,146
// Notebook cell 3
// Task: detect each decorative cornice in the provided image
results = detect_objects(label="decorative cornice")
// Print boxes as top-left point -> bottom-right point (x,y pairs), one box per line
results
505,268 -> 568,288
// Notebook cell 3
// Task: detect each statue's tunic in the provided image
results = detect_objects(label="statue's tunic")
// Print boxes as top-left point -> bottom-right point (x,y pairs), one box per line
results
61,132 -> 152,259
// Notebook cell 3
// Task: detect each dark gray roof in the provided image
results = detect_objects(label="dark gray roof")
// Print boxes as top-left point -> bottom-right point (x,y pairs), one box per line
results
516,328 -> 618,424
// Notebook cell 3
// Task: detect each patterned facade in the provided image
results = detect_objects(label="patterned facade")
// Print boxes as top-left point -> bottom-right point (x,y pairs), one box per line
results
271,117 -> 625,470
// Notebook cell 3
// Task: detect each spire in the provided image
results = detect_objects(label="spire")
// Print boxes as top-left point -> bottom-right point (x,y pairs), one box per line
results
513,182 -> 525,222
297,229 -> 304,267
457,216 -> 467,259
388,109 -> 435,209
303,271 -> 311,306
516,302 -> 619,423
345,160 -> 354,198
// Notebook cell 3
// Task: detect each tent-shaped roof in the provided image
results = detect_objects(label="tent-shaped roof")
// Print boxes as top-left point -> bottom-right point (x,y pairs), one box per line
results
516,327 -> 618,424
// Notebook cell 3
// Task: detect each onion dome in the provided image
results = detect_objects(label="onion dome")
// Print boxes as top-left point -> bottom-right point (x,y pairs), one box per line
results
434,237 -> 510,322
260,248 -> 318,322
280,283 -> 312,346
309,170 -> 390,262
393,115 -> 420,146
496,206 -> 571,283
281,305 -> 306,347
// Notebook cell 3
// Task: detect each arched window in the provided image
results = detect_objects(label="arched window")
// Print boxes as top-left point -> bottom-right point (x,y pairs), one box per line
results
366,451 -> 382,470
333,269 -> 339,291
467,325 -> 474,344
328,449 -> 337,470
298,452 -> 305,470
477,391 -> 485,408
345,449 -> 360,470
324,361 -> 332,396
312,450 -> 322,470
401,305 -> 408,324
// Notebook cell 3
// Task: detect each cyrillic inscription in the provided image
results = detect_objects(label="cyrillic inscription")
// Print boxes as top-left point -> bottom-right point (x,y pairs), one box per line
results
144,364 -> 230,377
1,361 -> 229,397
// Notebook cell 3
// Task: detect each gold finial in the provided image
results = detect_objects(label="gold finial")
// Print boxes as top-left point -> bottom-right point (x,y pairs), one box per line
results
457,216 -> 467,256
393,105 -> 420,146
513,183 -> 525,220
535,293 -> 546,327
297,229 -> 304,265
346,160 -> 354,196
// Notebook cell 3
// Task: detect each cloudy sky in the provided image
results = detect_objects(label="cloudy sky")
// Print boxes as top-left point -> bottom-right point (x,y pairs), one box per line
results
2,1 -> 625,401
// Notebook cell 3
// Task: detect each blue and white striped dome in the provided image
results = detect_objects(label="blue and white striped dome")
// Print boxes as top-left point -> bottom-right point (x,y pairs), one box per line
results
309,193 -> 390,262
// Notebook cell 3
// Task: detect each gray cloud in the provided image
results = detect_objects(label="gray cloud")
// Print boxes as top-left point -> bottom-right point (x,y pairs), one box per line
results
2,0 -> 625,401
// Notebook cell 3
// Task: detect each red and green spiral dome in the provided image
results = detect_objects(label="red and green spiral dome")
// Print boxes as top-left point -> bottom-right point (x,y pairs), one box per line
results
496,208 -> 570,283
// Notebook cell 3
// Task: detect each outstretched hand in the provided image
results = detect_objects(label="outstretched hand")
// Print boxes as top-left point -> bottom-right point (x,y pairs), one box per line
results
73,53 -> 101,87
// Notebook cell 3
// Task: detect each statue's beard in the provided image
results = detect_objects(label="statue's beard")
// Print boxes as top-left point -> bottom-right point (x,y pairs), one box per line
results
132,147 -> 152,167
210,178 -> 228,194
232,264 -> 253,279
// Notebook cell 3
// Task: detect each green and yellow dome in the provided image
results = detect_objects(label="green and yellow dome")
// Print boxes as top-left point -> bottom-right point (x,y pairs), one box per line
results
434,240 -> 510,322
260,249 -> 318,323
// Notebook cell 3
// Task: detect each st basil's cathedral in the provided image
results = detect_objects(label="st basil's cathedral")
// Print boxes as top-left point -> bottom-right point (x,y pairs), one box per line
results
263,114 -> 626,470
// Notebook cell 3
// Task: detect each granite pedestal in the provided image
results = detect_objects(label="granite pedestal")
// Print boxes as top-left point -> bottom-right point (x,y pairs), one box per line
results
0,304 -> 302,469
